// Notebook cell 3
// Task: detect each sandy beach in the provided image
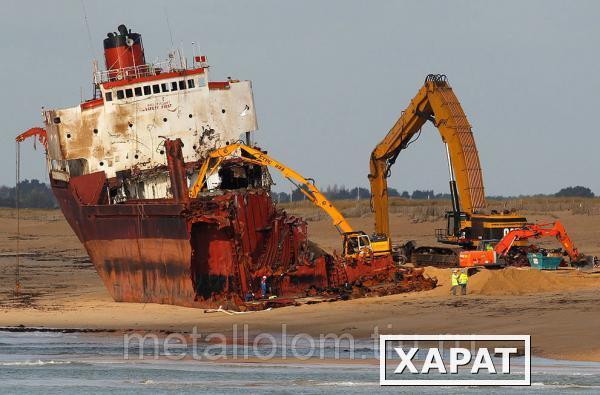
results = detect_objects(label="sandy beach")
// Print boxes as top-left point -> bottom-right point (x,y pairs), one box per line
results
1,207 -> 599,362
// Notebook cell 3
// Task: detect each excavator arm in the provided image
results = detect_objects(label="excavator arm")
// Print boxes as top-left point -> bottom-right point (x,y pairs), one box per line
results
189,143 -> 354,234
551,221 -> 582,262
369,74 -> 485,236
494,221 -> 583,262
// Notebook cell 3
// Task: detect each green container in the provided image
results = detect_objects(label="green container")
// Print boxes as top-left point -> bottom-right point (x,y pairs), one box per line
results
527,253 -> 562,270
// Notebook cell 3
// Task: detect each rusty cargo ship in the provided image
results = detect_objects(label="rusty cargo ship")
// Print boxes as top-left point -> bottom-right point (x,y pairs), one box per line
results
18,25 -> 435,309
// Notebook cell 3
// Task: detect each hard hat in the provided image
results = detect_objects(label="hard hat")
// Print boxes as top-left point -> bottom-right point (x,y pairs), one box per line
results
452,269 -> 458,273
262,275 -> 267,279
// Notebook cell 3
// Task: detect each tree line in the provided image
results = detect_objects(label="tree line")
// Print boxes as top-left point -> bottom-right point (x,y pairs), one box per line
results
0,180 -> 57,208
0,180 -> 595,208
273,185 -> 595,203
272,185 -> 453,203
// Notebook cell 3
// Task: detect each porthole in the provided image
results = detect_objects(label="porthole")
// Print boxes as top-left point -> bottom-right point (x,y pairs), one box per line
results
160,150 -> 165,155
134,154 -> 139,159
66,133 -> 71,138
93,128 -> 98,134
99,161 -> 104,166
221,109 -> 226,114
163,117 -> 167,122
128,123 -> 133,128
189,114 -> 193,118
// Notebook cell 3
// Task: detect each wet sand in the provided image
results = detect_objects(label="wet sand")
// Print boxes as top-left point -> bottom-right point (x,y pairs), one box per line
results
0,208 -> 599,362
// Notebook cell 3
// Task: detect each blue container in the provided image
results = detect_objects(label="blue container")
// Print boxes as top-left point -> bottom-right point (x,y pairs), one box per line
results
527,253 -> 562,270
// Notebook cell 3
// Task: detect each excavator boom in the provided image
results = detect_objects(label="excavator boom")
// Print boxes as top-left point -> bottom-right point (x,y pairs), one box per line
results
494,221 -> 582,262
189,143 -> 354,234
369,74 -> 485,236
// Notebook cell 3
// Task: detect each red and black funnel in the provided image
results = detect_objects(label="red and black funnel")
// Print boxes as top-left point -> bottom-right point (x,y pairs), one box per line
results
103,24 -> 145,71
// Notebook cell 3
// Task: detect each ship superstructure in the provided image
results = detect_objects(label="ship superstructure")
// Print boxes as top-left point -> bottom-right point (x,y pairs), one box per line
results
46,24 -> 257,202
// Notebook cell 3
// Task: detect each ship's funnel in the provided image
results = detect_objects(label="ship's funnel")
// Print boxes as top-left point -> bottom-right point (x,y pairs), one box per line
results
103,24 -> 146,73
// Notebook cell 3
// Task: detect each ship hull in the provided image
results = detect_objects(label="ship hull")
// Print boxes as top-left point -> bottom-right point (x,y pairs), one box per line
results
51,172 -> 330,308
49,141 -> 436,309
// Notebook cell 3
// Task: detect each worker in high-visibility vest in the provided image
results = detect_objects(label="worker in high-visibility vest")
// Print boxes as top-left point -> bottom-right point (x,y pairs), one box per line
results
450,269 -> 460,296
458,269 -> 469,295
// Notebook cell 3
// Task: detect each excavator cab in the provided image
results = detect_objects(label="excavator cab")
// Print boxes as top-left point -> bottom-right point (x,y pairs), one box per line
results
342,232 -> 391,259
342,231 -> 373,258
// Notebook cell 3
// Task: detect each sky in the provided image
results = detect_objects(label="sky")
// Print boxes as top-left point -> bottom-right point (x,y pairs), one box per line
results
1,0 -> 599,196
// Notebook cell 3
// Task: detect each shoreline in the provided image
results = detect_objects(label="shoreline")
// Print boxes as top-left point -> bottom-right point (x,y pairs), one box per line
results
2,287 -> 600,363
0,324 -> 592,366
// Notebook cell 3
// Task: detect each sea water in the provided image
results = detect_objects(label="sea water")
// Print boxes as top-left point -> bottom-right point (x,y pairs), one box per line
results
1,330 -> 600,394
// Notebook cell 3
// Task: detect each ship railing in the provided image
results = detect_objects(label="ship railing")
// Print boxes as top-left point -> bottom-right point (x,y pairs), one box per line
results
94,60 -> 177,84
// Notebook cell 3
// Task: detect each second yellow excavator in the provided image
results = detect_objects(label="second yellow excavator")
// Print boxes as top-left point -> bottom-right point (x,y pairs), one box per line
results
189,143 -> 391,259
369,74 -> 528,263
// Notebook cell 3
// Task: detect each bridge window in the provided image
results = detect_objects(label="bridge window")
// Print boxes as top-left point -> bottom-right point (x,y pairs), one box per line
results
105,92 -> 113,102
116,90 -> 125,100
144,86 -> 151,95
134,87 -> 143,97
125,89 -> 133,98
198,77 -> 206,87
171,81 -> 178,91
179,80 -> 186,90
161,83 -> 169,92
187,79 -> 195,89
152,84 -> 160,94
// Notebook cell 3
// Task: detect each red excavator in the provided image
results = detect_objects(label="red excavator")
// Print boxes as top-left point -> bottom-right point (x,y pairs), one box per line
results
459,221 -> 592,268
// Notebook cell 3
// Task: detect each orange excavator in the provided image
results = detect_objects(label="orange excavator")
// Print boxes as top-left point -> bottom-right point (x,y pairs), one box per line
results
459,221 -> 591,268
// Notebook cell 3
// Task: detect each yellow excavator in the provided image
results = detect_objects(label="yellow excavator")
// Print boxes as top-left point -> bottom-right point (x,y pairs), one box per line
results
369,74 -> 527,260
189,143 -> 391,259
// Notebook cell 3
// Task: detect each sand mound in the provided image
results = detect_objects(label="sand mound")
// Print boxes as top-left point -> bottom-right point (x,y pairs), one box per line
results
423,266 -> 600,296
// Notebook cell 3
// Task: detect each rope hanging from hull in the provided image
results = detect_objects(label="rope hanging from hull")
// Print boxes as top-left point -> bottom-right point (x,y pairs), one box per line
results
15,141 -> 21,297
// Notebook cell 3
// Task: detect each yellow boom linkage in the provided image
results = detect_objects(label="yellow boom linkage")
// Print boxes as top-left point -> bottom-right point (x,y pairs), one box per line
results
189,143 -> 390,259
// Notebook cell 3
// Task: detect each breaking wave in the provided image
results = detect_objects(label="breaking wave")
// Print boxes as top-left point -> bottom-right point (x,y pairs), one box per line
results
0,360 -> 74,366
